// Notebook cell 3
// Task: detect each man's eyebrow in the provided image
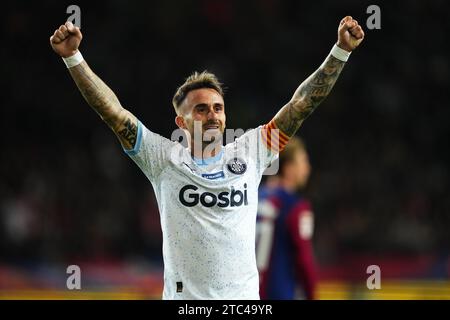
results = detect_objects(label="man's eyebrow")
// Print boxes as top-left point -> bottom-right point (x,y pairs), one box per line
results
193,103 -> 224,108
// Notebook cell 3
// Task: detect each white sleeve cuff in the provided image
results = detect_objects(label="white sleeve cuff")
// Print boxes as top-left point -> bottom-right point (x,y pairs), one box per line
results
330,44 -> 351,62
62,51 -> 84,68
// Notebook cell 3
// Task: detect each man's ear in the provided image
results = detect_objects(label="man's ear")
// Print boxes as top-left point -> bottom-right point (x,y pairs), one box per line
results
175,115 -> 186,129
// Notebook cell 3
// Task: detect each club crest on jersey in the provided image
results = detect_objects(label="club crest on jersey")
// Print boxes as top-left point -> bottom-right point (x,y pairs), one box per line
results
227,157 -> 247,175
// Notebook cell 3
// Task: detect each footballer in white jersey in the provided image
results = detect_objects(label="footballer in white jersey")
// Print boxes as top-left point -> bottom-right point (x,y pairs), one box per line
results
125,120 -> 281,299
50,16 -> 364,300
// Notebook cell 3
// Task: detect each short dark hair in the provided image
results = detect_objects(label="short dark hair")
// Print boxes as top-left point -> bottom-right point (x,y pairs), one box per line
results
172,71 -> 224,113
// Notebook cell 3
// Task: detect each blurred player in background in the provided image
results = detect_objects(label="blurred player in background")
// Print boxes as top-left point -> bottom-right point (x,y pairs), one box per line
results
256,137 -> 318,299
49,16 -> 363,299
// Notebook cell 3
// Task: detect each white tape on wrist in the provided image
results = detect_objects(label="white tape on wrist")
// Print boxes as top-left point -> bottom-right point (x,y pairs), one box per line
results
330,44 -> 351,62
62,51 -> 84,68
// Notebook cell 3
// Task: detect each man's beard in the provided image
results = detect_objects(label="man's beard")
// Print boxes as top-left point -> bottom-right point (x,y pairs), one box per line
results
190,120 -> 224,154
202,120 -> 224,135
201,124 -> 224,148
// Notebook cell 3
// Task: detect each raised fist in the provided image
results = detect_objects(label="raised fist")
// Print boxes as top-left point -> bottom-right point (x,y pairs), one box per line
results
50,21 -> 82,58
337,16 -> 364,52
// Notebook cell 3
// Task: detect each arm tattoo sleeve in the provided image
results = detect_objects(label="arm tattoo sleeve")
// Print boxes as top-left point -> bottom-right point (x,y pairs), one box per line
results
68,61 -> 138,149
117,118 -> 137,147
273,54 -> 346,137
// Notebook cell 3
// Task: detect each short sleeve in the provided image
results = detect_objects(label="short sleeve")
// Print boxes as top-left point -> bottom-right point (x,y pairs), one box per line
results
234,125 -> 281,177
123,120 -> 176,181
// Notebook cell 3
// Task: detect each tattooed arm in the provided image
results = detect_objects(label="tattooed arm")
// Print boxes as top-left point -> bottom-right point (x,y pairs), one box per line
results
273,55 -> 346,136
68,62 -> 138,150
50,21 -> 137,150
273,16 -> 365,137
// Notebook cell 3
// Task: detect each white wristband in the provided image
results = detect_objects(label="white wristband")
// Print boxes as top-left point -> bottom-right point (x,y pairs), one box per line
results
62,51 -> 84,68
330,44 -> 351,62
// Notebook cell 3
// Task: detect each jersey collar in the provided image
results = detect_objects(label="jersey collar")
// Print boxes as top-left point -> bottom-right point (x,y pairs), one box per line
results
192,148 -> 224,166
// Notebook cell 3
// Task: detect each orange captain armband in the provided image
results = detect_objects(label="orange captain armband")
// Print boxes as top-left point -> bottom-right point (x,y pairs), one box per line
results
261,120 -> 290,153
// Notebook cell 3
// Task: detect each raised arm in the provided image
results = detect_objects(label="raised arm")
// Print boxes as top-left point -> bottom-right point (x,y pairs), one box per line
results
272,16 -> 365,137
50,21 -> 138,150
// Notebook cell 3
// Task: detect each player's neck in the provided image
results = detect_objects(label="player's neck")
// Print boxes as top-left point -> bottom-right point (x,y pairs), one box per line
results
190,141 -> 222,159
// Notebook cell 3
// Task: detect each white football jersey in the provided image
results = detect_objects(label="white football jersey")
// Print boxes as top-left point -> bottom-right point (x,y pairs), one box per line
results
125,120 -> 278,299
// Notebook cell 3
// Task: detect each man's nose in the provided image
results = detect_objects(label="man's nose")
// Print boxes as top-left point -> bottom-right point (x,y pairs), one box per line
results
207,107 -> 218,120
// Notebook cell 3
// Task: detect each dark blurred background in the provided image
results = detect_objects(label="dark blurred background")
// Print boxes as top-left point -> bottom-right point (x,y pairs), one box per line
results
0,0 -> 449,298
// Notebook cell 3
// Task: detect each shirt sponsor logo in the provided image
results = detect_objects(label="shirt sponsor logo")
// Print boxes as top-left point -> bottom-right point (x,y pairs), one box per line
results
179,184 -> 248,207
201,171 -> 225,180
